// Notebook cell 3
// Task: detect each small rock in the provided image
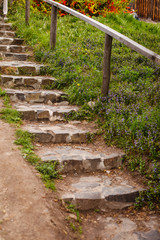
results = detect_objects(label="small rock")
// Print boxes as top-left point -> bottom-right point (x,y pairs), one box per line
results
69,214 -> 77,221
88,101 -> 96,108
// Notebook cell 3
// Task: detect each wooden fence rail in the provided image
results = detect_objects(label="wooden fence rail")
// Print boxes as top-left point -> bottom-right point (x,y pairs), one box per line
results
3,0 -> 160,95
130,0 -> 160,21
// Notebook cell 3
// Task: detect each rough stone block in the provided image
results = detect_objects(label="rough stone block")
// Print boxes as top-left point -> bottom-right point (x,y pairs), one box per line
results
37,110 -> 50,120
34,132 -> 53,143
21,110 -> 37,121
74,192 -> 101,210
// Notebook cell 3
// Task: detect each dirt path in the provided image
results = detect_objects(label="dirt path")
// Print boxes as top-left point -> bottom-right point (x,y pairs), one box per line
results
0,100 -> 74,240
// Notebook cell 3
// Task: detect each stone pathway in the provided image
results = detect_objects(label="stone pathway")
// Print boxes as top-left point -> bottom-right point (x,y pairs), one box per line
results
0,17 -> 160,240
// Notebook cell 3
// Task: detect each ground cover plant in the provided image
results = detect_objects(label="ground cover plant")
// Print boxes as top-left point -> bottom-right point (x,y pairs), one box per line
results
9,2 -> 160,209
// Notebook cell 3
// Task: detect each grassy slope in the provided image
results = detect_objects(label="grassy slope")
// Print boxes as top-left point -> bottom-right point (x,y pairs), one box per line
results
8,4 -> 160,209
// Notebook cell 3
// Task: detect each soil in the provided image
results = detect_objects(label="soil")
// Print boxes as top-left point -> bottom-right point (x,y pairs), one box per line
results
0,100 -> 76,240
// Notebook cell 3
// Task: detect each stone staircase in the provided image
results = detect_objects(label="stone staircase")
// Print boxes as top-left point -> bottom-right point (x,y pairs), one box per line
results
0,16 -> 142,211
1,17 -> 159,240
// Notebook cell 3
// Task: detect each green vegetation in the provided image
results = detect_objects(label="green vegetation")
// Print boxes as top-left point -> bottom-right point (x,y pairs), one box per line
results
36,162 -> 61,190
8,3 -> 160,209
15,129 -> 40,164
66,203 -> 82,235
15,130 -> 61,190
0,88 -> 22,125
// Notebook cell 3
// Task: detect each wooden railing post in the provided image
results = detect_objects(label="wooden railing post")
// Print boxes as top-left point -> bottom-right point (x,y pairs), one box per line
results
50,5 -> 58,49
25,0 -> 30,25
3,0 -> 8,19
101,34 -> 113,96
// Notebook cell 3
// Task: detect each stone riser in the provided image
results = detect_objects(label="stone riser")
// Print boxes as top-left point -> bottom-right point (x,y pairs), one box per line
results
61,175 -> 143,210
0,61 -> 44,75
20,109 -> 67,121
1,75 -> 56,89
0,24 -> 12,31
33,131 -> 87,144
0,45 -> 30,53
23,123 -> 90,144
0,52 -> 29,61
6,91 -> 67,104
0,31 -> 15,37
40,146 -> 123,173
16,104 -> 77,121
63,190 -> 140,211
0,38 -> 24,45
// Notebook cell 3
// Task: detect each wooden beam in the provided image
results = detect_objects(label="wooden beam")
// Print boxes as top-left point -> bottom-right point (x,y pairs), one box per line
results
50,5 -> 58,49
101,34 -> 113,96
25,0 -> 30,25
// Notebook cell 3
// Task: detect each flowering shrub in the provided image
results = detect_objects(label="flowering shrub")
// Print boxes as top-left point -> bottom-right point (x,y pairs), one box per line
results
32,0 -> 131,17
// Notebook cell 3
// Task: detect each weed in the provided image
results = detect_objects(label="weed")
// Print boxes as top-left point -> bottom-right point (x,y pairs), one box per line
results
0,108 -> 22,125
66,203 -> 83,234
0,89 -> 22,125
69,222 -> 76,232
36,162 -> 60,180
0,88 -> 6,97
67,203 -> 81,223
36,162 -> 61,190
15,129 -> 40,164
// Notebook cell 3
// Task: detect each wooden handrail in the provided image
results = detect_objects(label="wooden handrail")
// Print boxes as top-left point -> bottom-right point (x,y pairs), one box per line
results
44,0 -> 160,65
24,0 -> 160,95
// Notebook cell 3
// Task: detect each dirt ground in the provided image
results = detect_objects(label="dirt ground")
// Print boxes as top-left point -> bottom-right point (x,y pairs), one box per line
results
0,100 -> 76,240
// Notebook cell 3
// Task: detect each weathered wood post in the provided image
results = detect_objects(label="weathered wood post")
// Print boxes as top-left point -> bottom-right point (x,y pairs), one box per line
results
101,34 -> 113,96
50,5 -> 58,49
25,0 -> 30,25
3,0 -> 8,19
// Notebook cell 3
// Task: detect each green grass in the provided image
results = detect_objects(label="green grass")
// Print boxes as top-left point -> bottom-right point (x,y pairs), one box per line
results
15,129 -> 61,190
0,88 -> 22,125
8,3 -> 160,209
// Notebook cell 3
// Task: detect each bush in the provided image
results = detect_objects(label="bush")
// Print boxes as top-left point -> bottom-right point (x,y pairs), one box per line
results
32,0 -> 131,16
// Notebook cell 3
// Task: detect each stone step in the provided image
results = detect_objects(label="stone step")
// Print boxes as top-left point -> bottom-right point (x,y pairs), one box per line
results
23,123 -> 93,143
38,146 -> 123,173
0,16 -> 5,23
14,102 -> 78,121
60,174 -> 143,211
0,45 -> 30,53
0,37 -> 24,45
0,61 -> 44,75
1,75 -> 56,89
0,52 -> 30,61
6,89 -> 67,104
0,23 -> 12,31
0,31 -> 15,38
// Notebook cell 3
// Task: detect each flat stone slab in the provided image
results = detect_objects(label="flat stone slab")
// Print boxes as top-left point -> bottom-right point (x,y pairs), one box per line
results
38,146 -> 123,173
0,52 -> 30,61
90,216 -> 160,240
14,102 -> 78,121
23,123 -> 92,143
61,175 -> 143,210
6,89 -> 67,104
0,61 -> 44,75
0,45 -> 30,53
1,75 -> 56,89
